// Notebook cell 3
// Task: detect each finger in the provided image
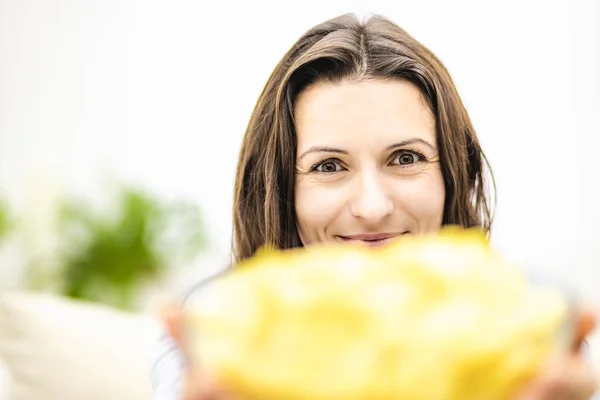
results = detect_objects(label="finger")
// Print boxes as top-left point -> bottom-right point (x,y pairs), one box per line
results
182,368 -> 217,399
160,303 -> 239,399
183,368 -> 240,400
549,354 -> 597,400
573,308 -> 597,352
160,302 -> 182,341
516,352 -> 598,400
159,301 -> 194,360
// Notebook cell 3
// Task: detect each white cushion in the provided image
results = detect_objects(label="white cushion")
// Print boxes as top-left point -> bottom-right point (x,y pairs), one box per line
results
0,291 -> 160,400
0,356 -> 8,400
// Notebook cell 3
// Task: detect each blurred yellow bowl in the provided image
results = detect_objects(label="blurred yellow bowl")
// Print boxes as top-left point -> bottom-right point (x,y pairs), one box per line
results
184,227 -> 571,400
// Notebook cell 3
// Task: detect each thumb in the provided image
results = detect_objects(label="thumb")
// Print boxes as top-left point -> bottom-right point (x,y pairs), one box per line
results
573,307 -> 597,352
160,301 -> 193,360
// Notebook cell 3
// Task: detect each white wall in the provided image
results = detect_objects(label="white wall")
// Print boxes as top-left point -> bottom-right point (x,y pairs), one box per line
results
0,0 -> 598,304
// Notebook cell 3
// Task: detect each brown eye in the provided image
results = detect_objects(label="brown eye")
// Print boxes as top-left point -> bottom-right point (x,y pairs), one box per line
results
392,151 -> 423,166
315,160 -> 342,173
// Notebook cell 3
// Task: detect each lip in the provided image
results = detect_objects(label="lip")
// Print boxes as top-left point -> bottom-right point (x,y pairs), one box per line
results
336,232 -> 408,247
340,233 -> 403,240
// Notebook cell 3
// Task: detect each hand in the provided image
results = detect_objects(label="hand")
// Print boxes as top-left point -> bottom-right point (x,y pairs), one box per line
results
513,308 -> 598,400
161,304 -> 239,400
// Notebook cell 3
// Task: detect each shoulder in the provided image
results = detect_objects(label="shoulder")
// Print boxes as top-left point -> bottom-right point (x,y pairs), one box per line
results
180,264 -> 232,308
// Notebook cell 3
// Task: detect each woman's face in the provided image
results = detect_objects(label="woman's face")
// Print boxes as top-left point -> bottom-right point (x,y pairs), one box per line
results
294,78 -> 445,247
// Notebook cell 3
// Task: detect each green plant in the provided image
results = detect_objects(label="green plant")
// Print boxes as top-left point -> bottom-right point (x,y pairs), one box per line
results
0,197 -> 9,243
30,185 -> 207,310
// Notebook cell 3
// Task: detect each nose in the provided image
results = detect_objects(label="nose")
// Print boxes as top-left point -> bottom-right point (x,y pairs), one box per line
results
349,170 -> 394,223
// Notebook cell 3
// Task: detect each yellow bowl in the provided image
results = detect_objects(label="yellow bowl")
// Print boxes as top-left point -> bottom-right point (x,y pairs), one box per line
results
184,228 -> 571,400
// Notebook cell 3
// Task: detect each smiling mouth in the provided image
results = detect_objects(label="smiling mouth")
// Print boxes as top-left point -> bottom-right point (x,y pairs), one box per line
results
336,232 -> 409,246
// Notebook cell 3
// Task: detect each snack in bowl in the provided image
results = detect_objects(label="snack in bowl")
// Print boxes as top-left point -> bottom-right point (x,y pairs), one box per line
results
183,227 -> 571,400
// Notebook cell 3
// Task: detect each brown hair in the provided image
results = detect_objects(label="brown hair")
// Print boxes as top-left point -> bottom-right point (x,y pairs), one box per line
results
232,13 -> 495,263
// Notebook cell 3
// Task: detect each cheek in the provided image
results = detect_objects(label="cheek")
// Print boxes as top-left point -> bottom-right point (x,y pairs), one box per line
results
393,172 -> 445,229
295,181 -> 345,243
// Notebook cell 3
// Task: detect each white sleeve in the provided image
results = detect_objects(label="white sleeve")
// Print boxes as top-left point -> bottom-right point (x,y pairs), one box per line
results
149,330 -> 186,400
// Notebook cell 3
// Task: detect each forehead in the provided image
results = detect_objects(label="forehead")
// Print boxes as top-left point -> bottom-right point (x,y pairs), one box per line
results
294,78 -> 436,148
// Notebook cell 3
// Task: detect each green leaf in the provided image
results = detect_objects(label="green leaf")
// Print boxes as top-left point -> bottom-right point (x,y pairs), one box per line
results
0,197 -> 11,243
29,183 -> 207,311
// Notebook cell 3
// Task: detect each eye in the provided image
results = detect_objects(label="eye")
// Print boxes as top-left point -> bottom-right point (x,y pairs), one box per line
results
313,160 -> 344,173
390,150 -> 424,166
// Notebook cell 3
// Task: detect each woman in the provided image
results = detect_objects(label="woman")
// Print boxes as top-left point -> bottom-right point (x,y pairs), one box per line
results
151,13 -> 598,400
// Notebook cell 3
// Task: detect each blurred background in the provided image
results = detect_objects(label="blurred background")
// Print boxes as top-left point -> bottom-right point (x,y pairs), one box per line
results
0,0 -> 598,398
1,0 -> 598,310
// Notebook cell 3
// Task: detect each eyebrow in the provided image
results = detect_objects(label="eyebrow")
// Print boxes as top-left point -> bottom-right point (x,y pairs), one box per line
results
298,137 -> 436,160
387,138 -> 436,151
298,146 -> 348,159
